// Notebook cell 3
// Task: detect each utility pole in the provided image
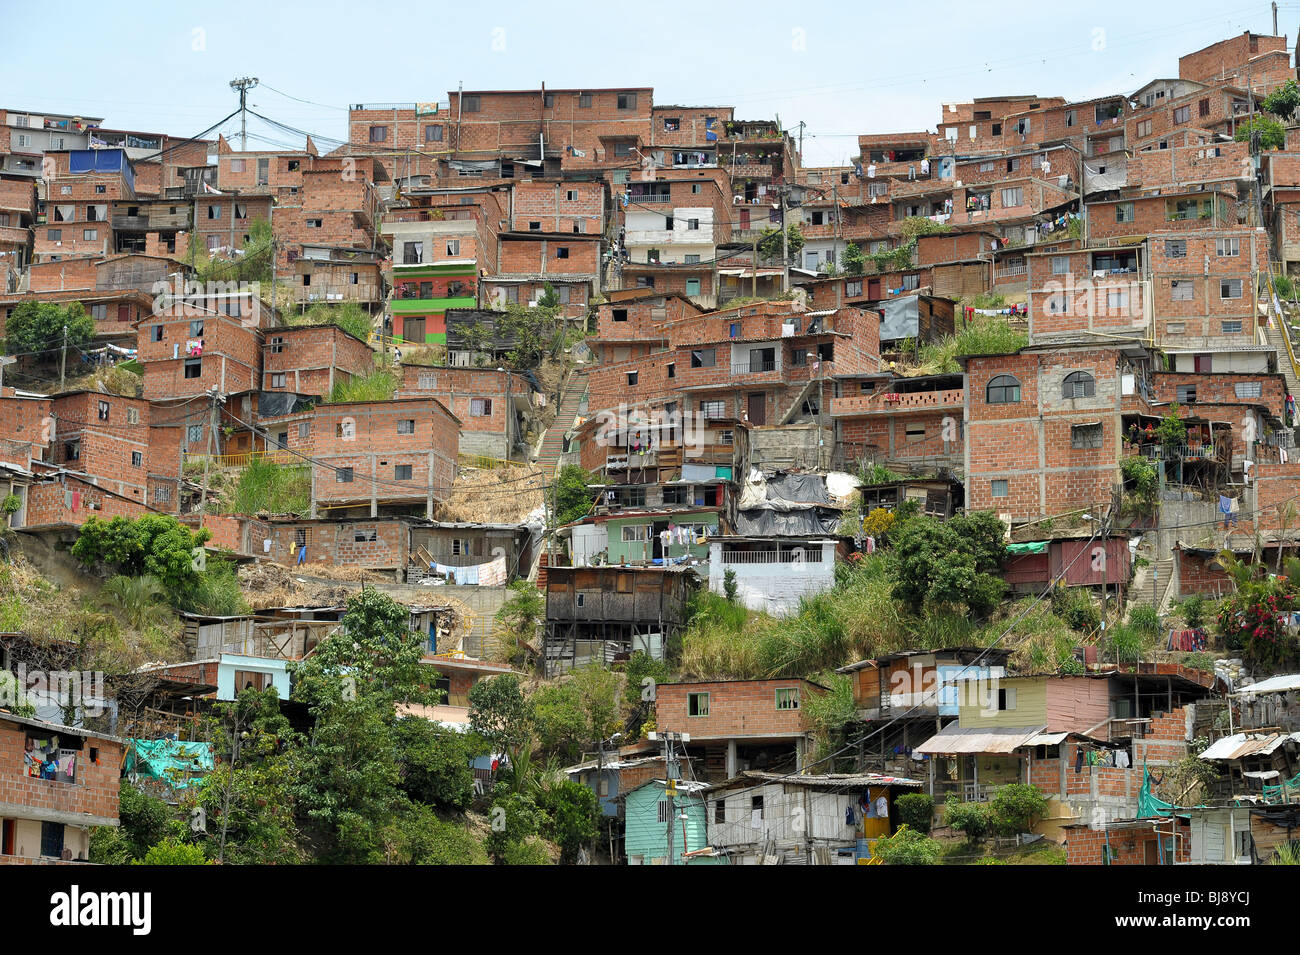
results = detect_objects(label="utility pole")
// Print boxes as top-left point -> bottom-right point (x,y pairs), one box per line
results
199,386 -> 224,514
229,77 -> 259,150
662,731 -> 678,865
751,233 -> 758,298
58,324 -> 68,390
780,188 -> 790,292
1273,1 -> 1278,35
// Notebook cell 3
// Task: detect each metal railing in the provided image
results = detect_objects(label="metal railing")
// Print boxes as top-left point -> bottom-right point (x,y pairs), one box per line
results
182,448 -> 305,469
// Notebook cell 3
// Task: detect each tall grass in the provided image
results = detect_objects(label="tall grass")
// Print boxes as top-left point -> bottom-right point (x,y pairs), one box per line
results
917,317 -> 1028,374
326,366 -> 399,404
224,457 -> 311,515
292,301 -> 374,343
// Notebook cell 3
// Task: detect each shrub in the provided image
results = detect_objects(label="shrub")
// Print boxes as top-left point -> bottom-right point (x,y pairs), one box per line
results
137,836 -> 208,865
537,780 -> 600,864
723,568 -> 738,602
894,793 -> 934,835
1053,588 -> 1100,633
989,783 -> 1047,835
871,824 -> 941,865
1106,623 -> 1150,663
1179,593 -> 1208,629
944,798 -> 992,844
1128,604 -> 1160,638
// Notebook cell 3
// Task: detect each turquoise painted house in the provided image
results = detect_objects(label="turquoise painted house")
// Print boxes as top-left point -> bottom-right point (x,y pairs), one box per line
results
620,780 -> 727,865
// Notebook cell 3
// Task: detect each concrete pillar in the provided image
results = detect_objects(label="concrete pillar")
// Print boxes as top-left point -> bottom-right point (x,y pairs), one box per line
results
370,452 -> 378,517
726,739 -> 737,779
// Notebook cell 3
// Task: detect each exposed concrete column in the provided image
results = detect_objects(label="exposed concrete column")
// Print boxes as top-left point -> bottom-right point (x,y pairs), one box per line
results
370,452 -> 377,517
726,739 -> 737,779
426,450 -> 435,519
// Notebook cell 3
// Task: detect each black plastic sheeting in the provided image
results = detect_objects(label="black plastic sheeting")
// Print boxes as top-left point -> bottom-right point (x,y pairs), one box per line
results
257,391 -> 317,418
734,506 -> 840,536
765,472 -> 828,505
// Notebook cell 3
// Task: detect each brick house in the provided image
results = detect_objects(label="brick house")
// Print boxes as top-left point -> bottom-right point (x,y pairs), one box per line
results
259,397 -> 459,518
397,363 -> 530,459
34,148 -> 136,264
137,295 -> 263,400
261,323 -> 374,397
0,712 -> 122,864
48,391 -> 151,504
832,371 -> 965,473
963,343 -> 1159,522
654,678 -> 824,780
485,231 -> 601,319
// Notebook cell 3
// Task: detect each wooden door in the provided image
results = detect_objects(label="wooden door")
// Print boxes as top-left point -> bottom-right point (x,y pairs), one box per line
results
748,393 -> 766,426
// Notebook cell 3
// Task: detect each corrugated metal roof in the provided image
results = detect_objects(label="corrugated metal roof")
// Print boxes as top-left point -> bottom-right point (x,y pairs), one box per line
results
1200,732 -> 1300,761
1235,673 -> 1300,696
914,724 -> 1046,755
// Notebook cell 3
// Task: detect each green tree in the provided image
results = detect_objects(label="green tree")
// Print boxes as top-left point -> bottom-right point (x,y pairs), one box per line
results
840,242 -> 866,276
381,802 -> 489,864
468,673 -> 533,771
290,589 -> 436,862
554,464 -> 597,525
758,223 -> 804,261
894,793 -> 935,835
136,836 -> 208,865
493,579 -> 544,668
871,824 -> 942,865
71,515 -> 212,601
989,783 -> 1048,835
1262,79 -> 1300,122
1234,116 -> 1286,150
484,788 -> 545,863
394,716 -> 480,810
4,300 -> 95,360
537,779 -> 600,863
944,798 -> 992,844
890,512 -> 1007,615
193,687 -> 302,864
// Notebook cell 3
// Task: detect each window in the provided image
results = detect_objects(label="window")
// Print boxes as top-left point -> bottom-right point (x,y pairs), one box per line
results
1198,98 -> 1210,118
775,687 -> 800,710
1052,256 -> 1069,275
187,425 -> 203,444
1173,105 -> 1191,124
154,484 -> 172,504
1171,280 -> 1193,301
612,308 -> 628,322
40,822 -> 65,859
270,335 -> 285,354
1165,239 -> 1186,258
617,92 -> 637,110
208,205 -> 221,220
1065,109 -> 1077,127
470,398 -> 492,416
403,241 -> 423,264
298,422 -> 309,440
395,464 -> 413,480
270,372 -> 286,388
1166,322 -> 1185,335
700,400 -> 726,419
1234,381 -> 1263,399
620,524 -> 651,542
97,400 -> 110,421
132,451 -> 143,467
1216,237 -> 1240,257
1220,278 -> 1243,299
1115,202 -> 1134,223
397,419 -> 415,434
336,467 -> 354,483
184,357 -> 201,379
306,218 -> 322,228
1062,372 -> 1095,399
1107,289 -> 1129,310
1222,320 -> 1244,334
691,183 -> 702,194
986,374 -> 1021,404
901,274 -> 919,291
1006,157 -> 1020,173
83,228 -> 98,241
1137,119 -> 1152,138
424,124 -> 443,142
1072,423 -> 1103,449
997,688 -> 1018,711
687,692 -> 710,716
90,304 -> 107,320
626,371 -> 638,386
354,527 -> 378,543
127,407 -> 139,425
446,239 -> 460,256
555,247 -> 569,259
690,348 -> 716,368
578,93 -> 592,108
47,229 -> 61,241
991,479 -> 1009,498
1177,384 -> 1198,403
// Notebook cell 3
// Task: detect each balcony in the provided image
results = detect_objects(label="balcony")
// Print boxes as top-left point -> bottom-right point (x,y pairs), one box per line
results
627,192 -> 671,203
731,359 -> 781,376
832,388 -> 964,417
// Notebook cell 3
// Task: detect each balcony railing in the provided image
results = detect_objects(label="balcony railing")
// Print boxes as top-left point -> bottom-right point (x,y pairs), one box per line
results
627,193 -> 671,203
730,360 -> 781,375
832,388 -> 965,416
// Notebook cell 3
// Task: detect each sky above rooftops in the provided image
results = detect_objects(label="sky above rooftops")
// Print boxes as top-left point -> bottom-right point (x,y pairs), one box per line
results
2,0 -> 1296,166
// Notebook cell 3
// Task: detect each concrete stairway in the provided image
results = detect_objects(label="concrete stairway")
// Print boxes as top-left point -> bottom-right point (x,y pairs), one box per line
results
535,368 -> 587,473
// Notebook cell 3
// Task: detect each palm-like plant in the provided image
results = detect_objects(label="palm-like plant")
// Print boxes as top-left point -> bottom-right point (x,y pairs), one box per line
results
1211,550 -> 1257,588
98,574 -> 170,631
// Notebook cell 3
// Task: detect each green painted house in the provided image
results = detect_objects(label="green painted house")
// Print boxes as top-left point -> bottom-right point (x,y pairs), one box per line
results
621,780 -> 725,865
600,510 -> 719,566
390,262 -> 478,345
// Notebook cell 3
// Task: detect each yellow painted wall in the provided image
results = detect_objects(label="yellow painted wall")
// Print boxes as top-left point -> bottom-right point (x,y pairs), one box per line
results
957,676 -> 1047,728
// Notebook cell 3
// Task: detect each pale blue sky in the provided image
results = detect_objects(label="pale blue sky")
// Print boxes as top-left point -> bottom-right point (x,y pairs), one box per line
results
2,0 -> 1297,165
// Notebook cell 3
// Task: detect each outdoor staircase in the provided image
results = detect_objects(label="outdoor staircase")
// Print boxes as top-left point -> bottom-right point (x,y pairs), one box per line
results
1263,315 -> 1300,407
1126,553 -> 1176,622
535,368 -> 587,474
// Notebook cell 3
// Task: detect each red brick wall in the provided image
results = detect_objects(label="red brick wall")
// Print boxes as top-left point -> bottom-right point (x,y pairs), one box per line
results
138,308 -> 261,400
49,392 -> 151,501
511,180 -> 605,233
262,325 -> 374,396
655,680 -> 815,739
22,473 -> 150,528
0,719 -> 122,824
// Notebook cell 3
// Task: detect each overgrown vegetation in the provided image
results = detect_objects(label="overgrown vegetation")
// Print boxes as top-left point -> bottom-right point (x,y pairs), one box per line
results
3,300 -> 95,363
289,301 -> 374,343
222,457 -> 312,516
554,464 -> 598,526
326,361 -> 399,403
915,316 -> 1028,374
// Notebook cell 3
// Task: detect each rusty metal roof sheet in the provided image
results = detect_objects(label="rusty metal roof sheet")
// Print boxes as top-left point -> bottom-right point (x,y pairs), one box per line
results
914,724 -> 1046,755
1200,732 -> 1300,761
